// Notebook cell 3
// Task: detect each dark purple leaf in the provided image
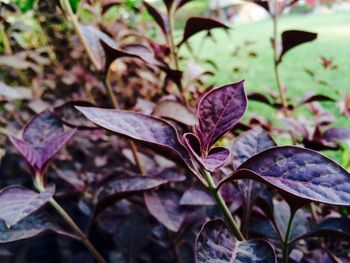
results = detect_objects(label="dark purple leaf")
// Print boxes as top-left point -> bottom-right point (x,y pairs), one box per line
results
251,0 -> 270,13
101,41 -> 182,86
178,17 -> 230,47
231,127 -> 276,168
280,30 -> 317,62
76,106 -> 195,171
247,92 -> 274,107
143,1 -> 168,36
180,187 -> 215,206
298,93 -> 335,105
144,189 -> 187,232
0,185 -> 55,227
291,217 -> 350,243
322,127 -> 350,142
79,23 -> 116,71
175,0 -> 194,10
10,110 -> 75,172
162,0 -> 174,11
53,100 -> 97,129
96,176 -> 168,214
196,81 -> 247,151
0,212 -> 67,244
196,219 -> 276,263
153,100 -> 196,126
224,146 -> 350,206
183,133 -> 230,172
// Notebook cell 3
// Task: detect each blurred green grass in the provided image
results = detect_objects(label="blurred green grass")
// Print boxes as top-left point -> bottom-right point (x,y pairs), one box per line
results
182,11 -> 350,129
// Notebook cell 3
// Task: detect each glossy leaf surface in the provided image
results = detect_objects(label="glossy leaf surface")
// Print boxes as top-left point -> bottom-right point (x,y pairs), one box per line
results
0,185 -> 54,227
76,106 -> 192,167
196,219 -> 276,263
231,146 -> 350,206
196,81 -> 247,151
180,187 -> 215,206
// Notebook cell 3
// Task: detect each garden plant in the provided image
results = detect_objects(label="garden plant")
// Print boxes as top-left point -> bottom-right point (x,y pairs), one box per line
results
0,0 -> 350,262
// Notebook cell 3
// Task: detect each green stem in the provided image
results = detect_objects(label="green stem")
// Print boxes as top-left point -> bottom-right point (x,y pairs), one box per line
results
282,209 -> 296,263
202,170 -> 245,241
272,0 -> 288,117
34,175 -> 107,263
167,8 -> 189,108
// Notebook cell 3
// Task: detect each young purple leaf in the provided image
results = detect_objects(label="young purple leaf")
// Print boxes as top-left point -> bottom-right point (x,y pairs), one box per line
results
10,110 -> 75,173
178,17 -> 230,47
298,93 -> 335,106
183,133 -> 230,172
223,146 -> 350,206
196,219 -> 276,263
0,184 -> 55,227
144,189 -> 187,232
196,81 -> 247,152
280,30 -> 317,62
180,187 -> 215,206
96,176 -> 168,214
291,217 -> 350,243
0,212 -> 69,244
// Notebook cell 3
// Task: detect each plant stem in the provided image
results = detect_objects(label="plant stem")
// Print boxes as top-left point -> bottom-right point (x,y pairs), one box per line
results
167,8 -> 189,108
282,209 -> 296,263
272,1 -> 288,117
202,170 -> 245,241
34,176 -> 107,263
61,0 -> 101,70
60,0 -> 144,175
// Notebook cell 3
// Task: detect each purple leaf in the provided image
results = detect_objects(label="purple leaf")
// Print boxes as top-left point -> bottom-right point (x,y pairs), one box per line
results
183,133 -> 230,172
291,217 -> 350,243
79,24 -> 116,71
280,30 -> 317,62
225,146 -> 350,206
251,0 -> 270,13
231,127 -> 276,168
175,0 -> 194,10
196,219 -> 276,263
298,93 -> 335,105
10,110 -> 75,173
153,100 -> 196,126
0,212 -> 68,244
196,81 -> 247,151
96,176 -> 168,214
180,187 -> 215,206
143,1 -> 168,36
0,185 -> 55,227
178,17 -> 230,47
76,106 -> 192,168
322,127 -> 350,142
101,41 -> 182,86
53,100 -> 97,129
144,189 -> 187,232
247,92 -> 274,107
